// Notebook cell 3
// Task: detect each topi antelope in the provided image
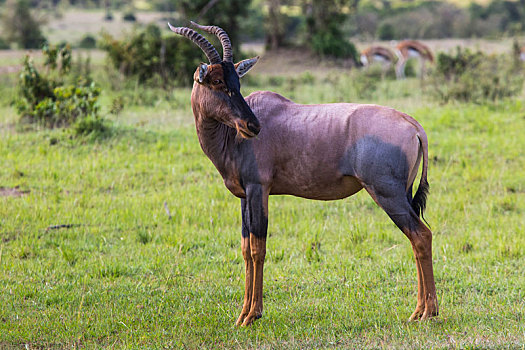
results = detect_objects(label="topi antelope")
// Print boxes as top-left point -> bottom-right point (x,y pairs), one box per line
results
395,40 -> 434,79
169,22 -> 439,326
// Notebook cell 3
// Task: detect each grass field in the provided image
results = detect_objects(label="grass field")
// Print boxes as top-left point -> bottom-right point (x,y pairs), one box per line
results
44,10 -> 169,44
1,46 -> 525,349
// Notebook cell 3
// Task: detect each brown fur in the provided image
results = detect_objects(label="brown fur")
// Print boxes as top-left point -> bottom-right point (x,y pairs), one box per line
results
236,236 -> 255,326
190,86 -> 439,325
172,24 -> 438,327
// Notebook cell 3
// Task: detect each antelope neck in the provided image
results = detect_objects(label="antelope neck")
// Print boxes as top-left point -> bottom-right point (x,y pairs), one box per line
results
191,88 -> 240,178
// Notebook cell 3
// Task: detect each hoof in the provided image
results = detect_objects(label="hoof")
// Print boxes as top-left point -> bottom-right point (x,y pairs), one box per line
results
240,312 -> 262,327
408,308 -> 425,321
235,312 -> 248,327
421,307 -> 439,320
409,305 -> 438,322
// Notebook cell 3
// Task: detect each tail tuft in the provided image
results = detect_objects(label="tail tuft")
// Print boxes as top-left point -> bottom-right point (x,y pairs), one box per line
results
412,177 -> 429,226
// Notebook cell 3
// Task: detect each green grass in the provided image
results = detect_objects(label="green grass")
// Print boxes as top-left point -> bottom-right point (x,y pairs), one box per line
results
1,63 -> 525,348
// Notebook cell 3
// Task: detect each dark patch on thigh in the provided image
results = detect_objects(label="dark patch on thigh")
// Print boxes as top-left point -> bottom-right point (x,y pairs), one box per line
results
341,136 -> 422,233
339,135 -> 410,194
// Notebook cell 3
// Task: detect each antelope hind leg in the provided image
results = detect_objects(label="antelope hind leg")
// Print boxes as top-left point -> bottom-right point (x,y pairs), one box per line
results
412,223 -> 438,319
362,184 -> 438,321
408,249 -> 426,321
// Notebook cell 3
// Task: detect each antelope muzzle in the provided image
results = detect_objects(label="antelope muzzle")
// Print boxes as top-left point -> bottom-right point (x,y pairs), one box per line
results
235,118 -> 261,139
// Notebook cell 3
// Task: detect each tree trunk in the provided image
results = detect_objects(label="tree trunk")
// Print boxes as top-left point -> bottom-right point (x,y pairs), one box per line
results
265,0 -> 285,50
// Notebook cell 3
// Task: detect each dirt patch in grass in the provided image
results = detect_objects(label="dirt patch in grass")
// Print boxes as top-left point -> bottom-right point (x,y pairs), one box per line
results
0,186 -> 29,197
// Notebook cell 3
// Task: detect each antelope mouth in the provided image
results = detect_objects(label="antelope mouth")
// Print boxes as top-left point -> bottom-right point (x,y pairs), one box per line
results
234,119 -> 259,139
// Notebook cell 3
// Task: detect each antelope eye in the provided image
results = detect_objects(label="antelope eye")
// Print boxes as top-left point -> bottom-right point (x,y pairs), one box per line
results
212,79 -> 222,85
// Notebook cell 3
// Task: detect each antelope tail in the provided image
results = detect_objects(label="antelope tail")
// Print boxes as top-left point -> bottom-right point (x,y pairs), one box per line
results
412,134 -> 430,225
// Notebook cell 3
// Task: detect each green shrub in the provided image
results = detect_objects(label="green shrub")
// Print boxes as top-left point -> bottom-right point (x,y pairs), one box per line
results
73,115 -> 111,138
16,45 -> 105,130
42,43 -> 72,74
99,24 -> 204,87
122,11 -> 136,22
431,48 -> 524,103
435,47 -> 483,80
377,23 -> 395,40
30,84 -> 101,127
78,35 -> 97,49
0,37 -> 9,50
311,29 -> 358,61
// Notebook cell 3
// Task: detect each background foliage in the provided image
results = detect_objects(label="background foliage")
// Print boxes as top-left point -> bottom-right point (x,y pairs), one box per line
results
99,24 -> 203,87
430,48 -> 524,103
1,0 -> 47,49
174,0 -> 252,56
350,0 -> 525,39
16,44 -> 105,134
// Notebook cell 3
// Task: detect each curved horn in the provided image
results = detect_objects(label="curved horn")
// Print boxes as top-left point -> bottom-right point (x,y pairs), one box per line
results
190,21 -> 233,63
168,23 -> 221,64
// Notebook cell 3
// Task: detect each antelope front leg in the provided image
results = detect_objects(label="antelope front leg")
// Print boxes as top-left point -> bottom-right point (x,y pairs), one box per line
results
236,199 -> 254,326
235,236 -> 254,326
237,184 -> 268,326
242,234 -> 266,326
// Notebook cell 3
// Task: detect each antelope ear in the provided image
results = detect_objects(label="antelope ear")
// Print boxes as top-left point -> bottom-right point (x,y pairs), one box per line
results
196,63 -> 208,83
235,56 -> 259,78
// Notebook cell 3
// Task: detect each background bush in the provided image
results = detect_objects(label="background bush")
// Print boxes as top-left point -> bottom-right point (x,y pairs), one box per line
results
311,28 -> 358,60
16,44 -> 106,132
1,0 -> 47,49
99,24 -> 204,87
350,0 -> 525,40
430,47 -> 524,103
122,11 -> 136,22
78,35 -> 97,49
0,37 -> 10,50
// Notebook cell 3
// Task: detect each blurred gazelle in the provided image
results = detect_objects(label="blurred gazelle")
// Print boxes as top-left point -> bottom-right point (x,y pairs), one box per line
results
361,46 -> 396,69
395,40 -> 434,79
360,45 -> 396,78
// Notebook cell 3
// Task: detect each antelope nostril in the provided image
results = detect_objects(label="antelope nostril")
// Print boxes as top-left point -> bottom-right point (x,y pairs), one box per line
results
247,121 -> 261,135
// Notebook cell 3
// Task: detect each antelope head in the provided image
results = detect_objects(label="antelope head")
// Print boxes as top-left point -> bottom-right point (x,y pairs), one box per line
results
169,22 -> 261,138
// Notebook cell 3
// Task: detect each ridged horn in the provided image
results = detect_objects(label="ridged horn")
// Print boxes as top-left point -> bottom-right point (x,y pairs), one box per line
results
168,23 -> 221,64
190,21 -> 233,63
